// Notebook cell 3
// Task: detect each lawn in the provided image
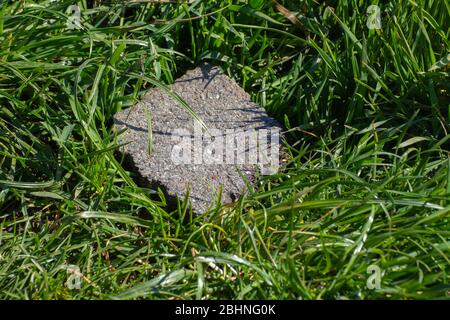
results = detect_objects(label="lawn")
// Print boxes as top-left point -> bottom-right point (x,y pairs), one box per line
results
0,0 -> 449,299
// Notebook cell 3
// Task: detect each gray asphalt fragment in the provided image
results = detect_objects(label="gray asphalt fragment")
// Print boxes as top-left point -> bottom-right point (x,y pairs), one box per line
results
114,63 -> 282,213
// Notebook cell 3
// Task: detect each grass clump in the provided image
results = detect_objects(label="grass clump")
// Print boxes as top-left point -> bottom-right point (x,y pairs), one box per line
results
0,0 -> 449,299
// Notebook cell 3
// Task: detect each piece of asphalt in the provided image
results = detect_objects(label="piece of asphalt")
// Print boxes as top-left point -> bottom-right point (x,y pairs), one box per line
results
114,63 -> 283,213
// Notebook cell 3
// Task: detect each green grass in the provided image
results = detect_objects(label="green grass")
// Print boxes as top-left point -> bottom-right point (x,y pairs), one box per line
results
0,0 -> 449,299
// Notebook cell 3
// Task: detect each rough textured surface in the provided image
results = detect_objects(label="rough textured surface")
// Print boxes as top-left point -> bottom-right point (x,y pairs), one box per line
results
114,63 -> 282,213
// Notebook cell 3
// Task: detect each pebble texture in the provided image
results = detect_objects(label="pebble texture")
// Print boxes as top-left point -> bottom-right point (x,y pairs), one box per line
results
114,63 -> 282,213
